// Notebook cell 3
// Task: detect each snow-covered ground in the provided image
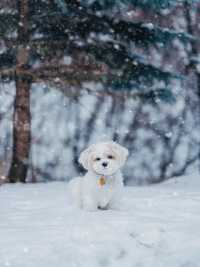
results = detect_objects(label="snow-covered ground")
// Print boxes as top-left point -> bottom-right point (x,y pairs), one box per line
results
0,174 -> 200,267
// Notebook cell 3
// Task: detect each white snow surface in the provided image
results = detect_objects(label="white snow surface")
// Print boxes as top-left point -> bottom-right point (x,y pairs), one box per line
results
0,174 -> 200,267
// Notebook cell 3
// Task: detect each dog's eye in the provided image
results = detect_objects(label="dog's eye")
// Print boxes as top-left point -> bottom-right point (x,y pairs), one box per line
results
107,155 -> 114,159
95,157 -> 101,161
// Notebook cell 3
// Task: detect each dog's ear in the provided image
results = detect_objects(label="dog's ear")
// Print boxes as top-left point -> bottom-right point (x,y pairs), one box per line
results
78,146 -> 93,170
109,142 -> 129,167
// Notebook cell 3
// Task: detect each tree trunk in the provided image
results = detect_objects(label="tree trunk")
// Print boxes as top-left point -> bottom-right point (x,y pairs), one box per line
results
8,0 -> 31,183
8,77 -> 31,183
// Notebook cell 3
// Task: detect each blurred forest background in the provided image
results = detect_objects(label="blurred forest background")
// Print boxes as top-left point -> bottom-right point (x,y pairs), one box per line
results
0,0 -> 200,185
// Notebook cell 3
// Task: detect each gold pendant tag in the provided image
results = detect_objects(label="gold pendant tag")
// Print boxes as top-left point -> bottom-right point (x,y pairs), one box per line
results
99,176 -> 106,186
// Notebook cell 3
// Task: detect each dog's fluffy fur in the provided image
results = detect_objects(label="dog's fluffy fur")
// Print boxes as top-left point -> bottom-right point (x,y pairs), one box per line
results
68,141 -> 128,211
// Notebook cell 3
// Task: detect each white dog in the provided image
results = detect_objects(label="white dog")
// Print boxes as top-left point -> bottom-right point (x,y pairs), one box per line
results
68,141 -> 128,211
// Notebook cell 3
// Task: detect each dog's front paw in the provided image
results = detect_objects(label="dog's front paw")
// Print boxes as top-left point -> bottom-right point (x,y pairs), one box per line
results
82,198 -> 98,212
84,206 -> 98,212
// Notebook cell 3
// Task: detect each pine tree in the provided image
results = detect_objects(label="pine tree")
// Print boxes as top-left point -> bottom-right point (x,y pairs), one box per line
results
0,0 -> 194,182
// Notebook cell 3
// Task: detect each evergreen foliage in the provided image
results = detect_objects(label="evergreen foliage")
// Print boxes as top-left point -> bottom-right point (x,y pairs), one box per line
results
0,0 -> 195,101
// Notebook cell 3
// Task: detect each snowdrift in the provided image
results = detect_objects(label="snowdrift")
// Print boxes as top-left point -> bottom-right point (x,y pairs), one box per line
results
0,174 -> 200,267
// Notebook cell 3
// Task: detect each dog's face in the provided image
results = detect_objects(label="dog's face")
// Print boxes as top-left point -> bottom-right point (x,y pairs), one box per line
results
79,141 -> 128,175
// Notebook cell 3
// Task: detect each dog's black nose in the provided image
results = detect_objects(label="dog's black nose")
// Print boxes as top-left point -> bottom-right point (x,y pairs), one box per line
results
102,162 -> 108,167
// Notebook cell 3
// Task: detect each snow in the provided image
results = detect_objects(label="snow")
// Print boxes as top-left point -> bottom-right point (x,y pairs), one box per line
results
0,174 -> 200,267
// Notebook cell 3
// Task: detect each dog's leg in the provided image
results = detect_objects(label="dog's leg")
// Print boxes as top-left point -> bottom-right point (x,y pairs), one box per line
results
82,196 -> 98,211
98,197 -> 110,210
